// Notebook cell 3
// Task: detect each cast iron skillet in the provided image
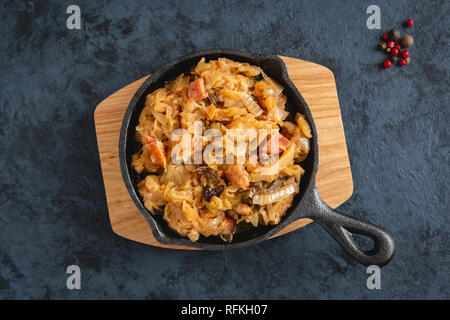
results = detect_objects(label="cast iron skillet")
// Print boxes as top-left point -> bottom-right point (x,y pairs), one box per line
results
119,49 -> 395,267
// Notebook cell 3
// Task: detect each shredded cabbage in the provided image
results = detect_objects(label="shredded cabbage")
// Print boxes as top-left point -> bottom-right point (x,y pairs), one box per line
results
252,184 -> 298,205
131,57 -> 312,243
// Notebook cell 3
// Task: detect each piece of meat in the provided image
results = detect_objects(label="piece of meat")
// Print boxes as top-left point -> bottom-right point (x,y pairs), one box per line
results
145,135 -> 166,168
219,216 -> 235,242
261,132 -> 291,154
223,165 -> 250,189
188,78 -> 207,101
223,216 -> 235,234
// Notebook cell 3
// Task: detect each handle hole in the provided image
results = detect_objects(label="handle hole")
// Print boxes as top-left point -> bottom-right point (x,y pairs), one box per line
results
346,230 -> 375,254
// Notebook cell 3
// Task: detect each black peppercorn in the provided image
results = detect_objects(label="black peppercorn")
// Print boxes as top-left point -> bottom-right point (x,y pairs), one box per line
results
388,29 -> 401,41
390,55 -> 399,63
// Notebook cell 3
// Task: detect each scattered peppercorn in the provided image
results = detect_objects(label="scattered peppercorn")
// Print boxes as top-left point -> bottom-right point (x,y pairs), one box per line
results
405,57 -> 411,64
384,59 -> 392,68
386,47 -> 391,53
382,33 -> 389,40
406,19 -> 414,27
401,49 -> 409,58
387,41 -> 395,48
388,29 -> 401,41
379,42 -> 387,50
401,34 -> 414,48
399,59 -> 407,66
391,48 -> 399,56
390,56 -> 399,63
395,44 -> 401,50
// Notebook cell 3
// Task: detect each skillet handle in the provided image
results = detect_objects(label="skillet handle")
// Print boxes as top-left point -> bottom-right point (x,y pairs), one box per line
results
304,189 -> 395,267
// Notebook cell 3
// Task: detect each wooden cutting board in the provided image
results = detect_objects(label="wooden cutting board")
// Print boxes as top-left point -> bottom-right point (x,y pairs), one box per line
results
94,56 -> 353,249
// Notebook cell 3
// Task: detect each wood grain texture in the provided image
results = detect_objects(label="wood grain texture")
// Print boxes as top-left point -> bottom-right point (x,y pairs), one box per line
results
94,56 -> 353,249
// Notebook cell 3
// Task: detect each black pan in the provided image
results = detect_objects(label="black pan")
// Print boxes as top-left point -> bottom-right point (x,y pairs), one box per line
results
119,49 -> 395,267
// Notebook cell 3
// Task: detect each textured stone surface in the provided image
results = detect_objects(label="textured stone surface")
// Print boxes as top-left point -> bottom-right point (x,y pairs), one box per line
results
0,0 -> 448,299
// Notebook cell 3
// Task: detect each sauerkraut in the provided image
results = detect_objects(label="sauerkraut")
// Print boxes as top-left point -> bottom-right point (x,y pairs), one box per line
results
131,57 -> 312,242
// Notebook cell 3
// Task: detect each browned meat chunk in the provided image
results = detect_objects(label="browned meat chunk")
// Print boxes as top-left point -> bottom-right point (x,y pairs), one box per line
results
261,132 -> 291,154
223,165 -> 250,189
145,135 -> 166,168
188,78 -> 207,101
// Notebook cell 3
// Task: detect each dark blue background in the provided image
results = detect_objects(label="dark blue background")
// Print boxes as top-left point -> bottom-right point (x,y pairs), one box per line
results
0,0 -> 448,299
